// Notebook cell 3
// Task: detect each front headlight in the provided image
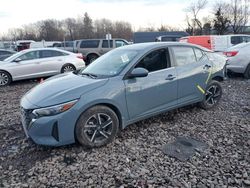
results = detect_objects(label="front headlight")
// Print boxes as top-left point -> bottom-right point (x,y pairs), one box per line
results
32,100 -> 78,118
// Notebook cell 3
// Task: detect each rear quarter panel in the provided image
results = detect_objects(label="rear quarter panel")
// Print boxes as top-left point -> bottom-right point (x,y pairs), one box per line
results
206,52 -> 226,78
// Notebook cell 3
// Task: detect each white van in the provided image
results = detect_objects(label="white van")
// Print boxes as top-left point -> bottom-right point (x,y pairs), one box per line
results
179,34 -> 250,52
30,41 -> 60,49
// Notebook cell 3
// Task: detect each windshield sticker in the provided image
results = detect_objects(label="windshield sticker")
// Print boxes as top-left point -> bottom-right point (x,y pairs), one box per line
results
121,54 -> 129,63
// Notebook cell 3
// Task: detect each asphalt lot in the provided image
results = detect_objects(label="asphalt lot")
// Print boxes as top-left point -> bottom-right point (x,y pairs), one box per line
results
0,76 -> 249,188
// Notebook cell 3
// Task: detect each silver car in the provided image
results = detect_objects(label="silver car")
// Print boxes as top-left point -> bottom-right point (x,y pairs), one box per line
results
0,48 -> 85,86
224,42 -> 250,78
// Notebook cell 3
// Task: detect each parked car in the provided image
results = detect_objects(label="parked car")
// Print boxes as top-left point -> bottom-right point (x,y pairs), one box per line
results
76,38 -> 129,64
0,48 -> 85,86
20,42 -> 226,148
224,42 -> 250,78
53,41 -> 76,53
180,34 -> 250,52
0,49 -> 16,61
30,41 -> 61,49
16,40 -> 35,51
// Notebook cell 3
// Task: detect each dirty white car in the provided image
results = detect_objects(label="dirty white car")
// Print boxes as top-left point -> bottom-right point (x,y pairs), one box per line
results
224,42 -> 250,78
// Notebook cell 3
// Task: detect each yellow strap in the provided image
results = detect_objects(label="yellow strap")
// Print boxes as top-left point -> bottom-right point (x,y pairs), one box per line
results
196,84 -> 205,94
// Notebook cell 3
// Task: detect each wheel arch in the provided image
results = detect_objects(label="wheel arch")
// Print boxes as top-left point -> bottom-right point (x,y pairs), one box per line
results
211,75 -> 224,82
0,69 -> 13,81
86,53 -> 99,60
75,101 -> 124,134
61,63 -> 76,73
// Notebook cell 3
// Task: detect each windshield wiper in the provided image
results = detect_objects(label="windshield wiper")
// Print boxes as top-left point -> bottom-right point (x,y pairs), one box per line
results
81,73 -> 98,79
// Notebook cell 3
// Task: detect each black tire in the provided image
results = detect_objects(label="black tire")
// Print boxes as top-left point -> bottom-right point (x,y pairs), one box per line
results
199,80 -> 222,110
244,64 -> 250,79
0,71 -> 12,86
75,105 -> 119,148
61,64 -> 76,73
87,54 -> 98,65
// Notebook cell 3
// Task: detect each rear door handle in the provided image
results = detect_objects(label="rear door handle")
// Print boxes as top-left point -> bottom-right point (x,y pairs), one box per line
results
203,64 -> 211,69
165,74 -> 176,80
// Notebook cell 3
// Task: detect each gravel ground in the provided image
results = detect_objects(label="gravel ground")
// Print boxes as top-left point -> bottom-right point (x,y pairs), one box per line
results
0,77 -> 249,188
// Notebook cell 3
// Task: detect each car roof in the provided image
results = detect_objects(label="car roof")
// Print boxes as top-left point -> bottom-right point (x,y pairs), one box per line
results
78,38 -> 126,41
20,48 -> 71,53
120,42 -> 212,52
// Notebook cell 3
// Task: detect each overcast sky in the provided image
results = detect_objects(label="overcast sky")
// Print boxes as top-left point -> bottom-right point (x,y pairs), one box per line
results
0,0 -> 219,35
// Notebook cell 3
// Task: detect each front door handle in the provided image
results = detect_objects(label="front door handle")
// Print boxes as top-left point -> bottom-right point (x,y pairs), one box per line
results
203,64 -> 211,69
165,74 -> 176,80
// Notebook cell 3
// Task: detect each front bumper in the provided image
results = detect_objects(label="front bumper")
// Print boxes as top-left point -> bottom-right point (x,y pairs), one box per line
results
20,99 -> 79,146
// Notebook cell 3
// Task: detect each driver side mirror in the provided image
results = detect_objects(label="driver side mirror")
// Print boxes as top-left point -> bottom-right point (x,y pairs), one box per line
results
128,67 -> 149,78
13,58 -> 22,63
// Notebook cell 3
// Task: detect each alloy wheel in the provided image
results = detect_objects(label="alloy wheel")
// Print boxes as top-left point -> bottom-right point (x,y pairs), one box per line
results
0,72 -> 9,86
205,85 -> 221,106
63,65 -> 74,72
83,113 -> 113,144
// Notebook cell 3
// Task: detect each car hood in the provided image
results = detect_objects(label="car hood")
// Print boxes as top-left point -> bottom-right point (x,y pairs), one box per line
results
23,73 -> 108,108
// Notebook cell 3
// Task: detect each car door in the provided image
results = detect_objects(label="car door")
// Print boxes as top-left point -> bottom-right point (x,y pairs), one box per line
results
9,50 -> 42,80
38,50 -> 66,75
124,48 -> 178,119
100,40 -> 113,55
170,46 -> 212,105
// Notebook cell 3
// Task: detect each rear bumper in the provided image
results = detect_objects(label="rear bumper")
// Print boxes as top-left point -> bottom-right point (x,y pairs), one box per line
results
226,64 -> 246,74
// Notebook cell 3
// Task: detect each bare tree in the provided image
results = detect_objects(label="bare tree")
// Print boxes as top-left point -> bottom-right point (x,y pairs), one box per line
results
212,2 -> 231,35
36,19 -> 64,41
112,21 -> 133,40
227,0 -> 250,33
185,0 -> 208,35
83,12 -> 94,38
2,12 -> 134,41
158,25 -> 180,32
63,18 -> 78,40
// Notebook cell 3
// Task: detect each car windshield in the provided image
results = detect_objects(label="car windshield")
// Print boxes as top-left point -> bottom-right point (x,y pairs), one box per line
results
80,49 -> 138,78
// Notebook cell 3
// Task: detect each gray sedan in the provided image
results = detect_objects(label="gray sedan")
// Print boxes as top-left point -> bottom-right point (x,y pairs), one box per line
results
20,42 -> 226,148
0,48 -> 85,86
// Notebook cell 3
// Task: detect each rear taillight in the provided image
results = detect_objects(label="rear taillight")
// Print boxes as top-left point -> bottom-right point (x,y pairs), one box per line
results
76,53 -> 83,60
223,51 -> 238,57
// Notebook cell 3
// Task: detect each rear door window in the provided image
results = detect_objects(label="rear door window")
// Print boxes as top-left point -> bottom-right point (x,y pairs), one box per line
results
102,40 -> 113,48
80,40 -> 100,48
194,48 -> 204,61
172,47 -> 196,66
40,50 -> 65,58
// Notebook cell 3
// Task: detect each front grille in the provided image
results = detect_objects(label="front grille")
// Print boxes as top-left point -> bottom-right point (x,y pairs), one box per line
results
20,107 -> 34,137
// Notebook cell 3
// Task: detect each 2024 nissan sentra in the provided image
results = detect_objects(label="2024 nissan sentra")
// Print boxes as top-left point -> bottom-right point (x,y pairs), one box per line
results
0,48 -> 85,86
20,42 -> 226,148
